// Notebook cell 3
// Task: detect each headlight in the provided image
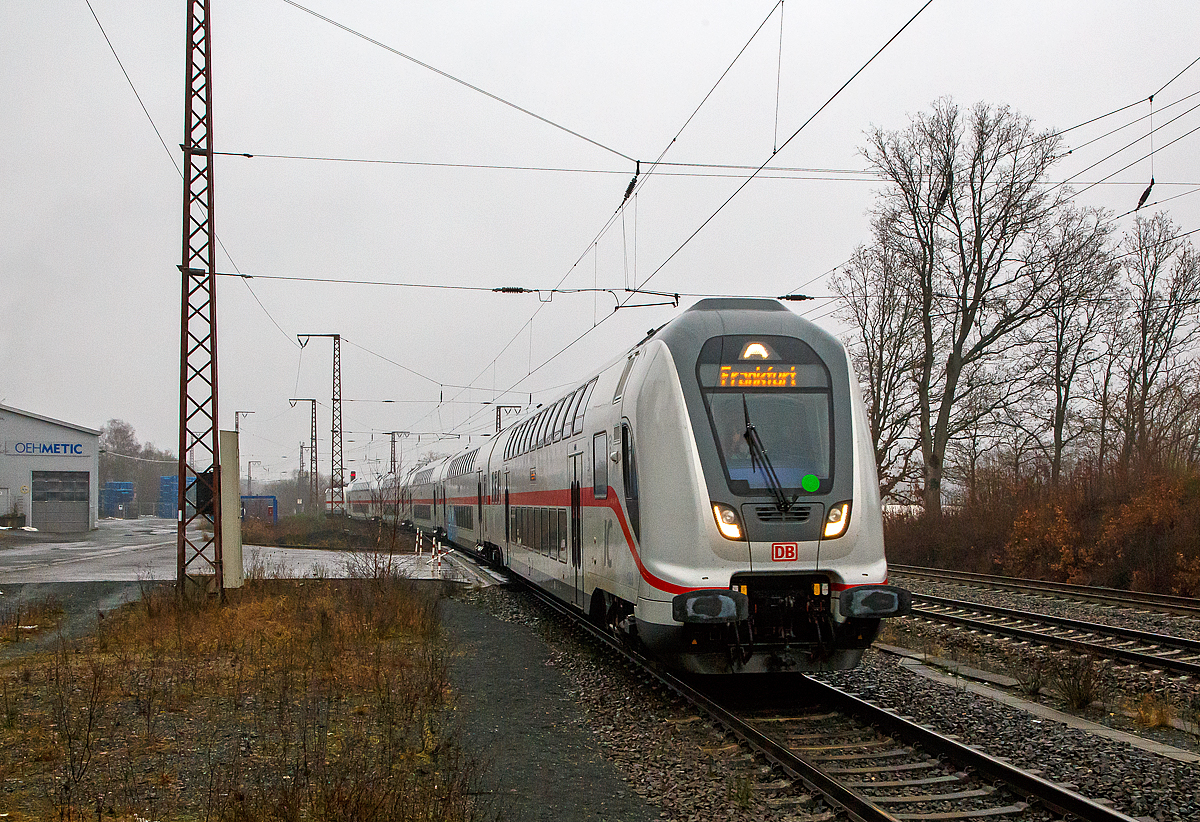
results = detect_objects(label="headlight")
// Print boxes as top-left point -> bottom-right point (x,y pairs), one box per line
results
711,502 -> 744,540
823,501 -> 851,539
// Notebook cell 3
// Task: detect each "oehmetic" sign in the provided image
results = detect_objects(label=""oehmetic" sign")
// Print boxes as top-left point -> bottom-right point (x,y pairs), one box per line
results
3,441 -> 89,457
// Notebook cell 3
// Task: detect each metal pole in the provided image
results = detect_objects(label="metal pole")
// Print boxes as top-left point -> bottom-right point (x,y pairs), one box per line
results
247,460 -> 260,497
290,398 -> 319,514
297,335 -> 343,514
177,0 -> 222,599
299,442 -> 306,512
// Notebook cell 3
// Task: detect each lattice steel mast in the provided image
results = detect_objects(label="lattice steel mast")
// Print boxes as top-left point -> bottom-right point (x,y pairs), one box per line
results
289,398 -> 319,511
177,0 -> 222,596
297,334 -> 343,513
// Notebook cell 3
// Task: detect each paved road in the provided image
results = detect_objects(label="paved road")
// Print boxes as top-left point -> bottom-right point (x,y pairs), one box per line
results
0,517 -> 451,584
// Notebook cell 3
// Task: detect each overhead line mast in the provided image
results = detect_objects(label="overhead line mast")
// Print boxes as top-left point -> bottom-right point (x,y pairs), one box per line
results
298,335 -> 344,513
177,0 -> 222,598
290,398 -> 319,512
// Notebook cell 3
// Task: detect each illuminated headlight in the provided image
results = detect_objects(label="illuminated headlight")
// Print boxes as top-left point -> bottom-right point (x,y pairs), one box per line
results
711,502 -> 744,540
823,501 -> 851,539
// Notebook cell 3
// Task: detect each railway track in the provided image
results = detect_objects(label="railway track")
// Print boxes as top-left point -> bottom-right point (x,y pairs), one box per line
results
452,551 -> 1141,822
909,595 -> 1200,678
891,565 -> 1200,619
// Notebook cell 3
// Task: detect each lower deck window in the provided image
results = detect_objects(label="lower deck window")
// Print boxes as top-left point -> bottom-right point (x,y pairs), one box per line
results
509,505 -> 568,562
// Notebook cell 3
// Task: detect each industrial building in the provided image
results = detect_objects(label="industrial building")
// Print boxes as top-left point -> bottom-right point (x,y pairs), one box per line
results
0,403 -> 100,532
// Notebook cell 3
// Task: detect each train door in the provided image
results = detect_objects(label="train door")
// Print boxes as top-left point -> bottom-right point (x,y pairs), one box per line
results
503,471 -> 510,565
569,452 -> 584,607
477,472 -> 484,545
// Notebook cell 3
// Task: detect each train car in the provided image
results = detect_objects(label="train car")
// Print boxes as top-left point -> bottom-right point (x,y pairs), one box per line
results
399,298 -> 909,673
326,472 -> 404,520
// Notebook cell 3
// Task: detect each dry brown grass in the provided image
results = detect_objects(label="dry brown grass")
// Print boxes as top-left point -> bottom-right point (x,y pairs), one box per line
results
0,569 -> 495,822
1130,692 -> 1176,728
240,513 -> 416,553
0,595 -> 63,646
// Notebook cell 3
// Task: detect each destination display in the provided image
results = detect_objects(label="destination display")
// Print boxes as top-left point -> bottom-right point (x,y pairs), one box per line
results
717,364 -> 798,388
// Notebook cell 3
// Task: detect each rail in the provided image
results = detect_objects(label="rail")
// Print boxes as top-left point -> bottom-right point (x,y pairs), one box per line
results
452,549 -> 1141,821
910,595 -> 1200,678
891,564 -> 1200,618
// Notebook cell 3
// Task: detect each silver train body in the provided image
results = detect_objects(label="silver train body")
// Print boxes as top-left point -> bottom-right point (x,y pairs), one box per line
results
352,299 -> 908,674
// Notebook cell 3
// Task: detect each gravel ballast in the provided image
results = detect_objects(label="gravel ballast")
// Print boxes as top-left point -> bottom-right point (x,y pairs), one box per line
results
452,582 -> 1200,822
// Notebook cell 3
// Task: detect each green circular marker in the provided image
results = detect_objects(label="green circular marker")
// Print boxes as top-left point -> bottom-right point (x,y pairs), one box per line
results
801,474 -> 820,493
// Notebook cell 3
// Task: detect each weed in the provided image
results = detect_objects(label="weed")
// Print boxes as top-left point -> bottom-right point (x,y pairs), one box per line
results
47,637 -> 111,818
1009,653 -> 1048,697
1048,654 -> 1110,711
1130,692 -> 1176,728
0,578 -> 490,821
728,773 -> 754,809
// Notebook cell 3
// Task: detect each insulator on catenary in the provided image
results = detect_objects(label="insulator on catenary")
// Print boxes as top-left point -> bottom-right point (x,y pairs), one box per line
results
779,294 -> 814,301
493,286 -> 532,293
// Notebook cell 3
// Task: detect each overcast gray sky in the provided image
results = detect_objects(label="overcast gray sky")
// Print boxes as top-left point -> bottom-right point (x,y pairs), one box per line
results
3,1 -> 1198,483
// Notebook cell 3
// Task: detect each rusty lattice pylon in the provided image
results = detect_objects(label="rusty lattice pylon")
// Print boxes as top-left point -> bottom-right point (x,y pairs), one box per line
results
177,0 -> 222,597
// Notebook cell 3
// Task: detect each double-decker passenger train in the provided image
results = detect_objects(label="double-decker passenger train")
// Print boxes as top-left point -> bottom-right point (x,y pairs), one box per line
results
340,298 -> 909,673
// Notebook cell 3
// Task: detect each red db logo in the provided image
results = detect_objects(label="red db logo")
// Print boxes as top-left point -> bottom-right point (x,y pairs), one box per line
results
771,542 -> 798,562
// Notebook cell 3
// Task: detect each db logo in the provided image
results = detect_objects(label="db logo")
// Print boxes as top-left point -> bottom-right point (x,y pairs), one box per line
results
771,542 -> 798,562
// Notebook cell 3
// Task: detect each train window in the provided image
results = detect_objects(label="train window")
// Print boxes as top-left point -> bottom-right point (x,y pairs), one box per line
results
522,418 -> 536,455
541,403 -> 557,447
539,507 -> 550,555
696,335 -> 834,494
613,354 -> 637,403
548,508 -> 560,559
560,388 -> 581,440
515,421 -> 526,456
622,422 -> 641,541
572,378 -> 597,435
531,410 -> 547,451
551,396 -> 570,443
540,403 -> 554,447
557,508 -> 567,562
592,432 -> 608,499
545,401 -> 563,446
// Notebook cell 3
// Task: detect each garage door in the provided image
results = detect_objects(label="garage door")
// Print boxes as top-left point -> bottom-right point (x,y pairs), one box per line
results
32,471 -> 91,532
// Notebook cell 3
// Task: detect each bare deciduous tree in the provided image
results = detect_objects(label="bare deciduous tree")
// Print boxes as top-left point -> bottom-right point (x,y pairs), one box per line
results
864,99 -> 1064,516
832,243 -> 920,501
1024,205 -> 1118,484
1115,213 -> 1200,470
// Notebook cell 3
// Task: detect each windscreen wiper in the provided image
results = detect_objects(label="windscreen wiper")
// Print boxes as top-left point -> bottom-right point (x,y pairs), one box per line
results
742,395 -> 795,513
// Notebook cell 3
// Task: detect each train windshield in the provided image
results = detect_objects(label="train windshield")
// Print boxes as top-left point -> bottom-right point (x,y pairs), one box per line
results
696,335 -> 833,495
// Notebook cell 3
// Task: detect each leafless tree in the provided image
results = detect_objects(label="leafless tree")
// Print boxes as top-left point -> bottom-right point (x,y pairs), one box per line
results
832,243 -> 921,501
1023,205 -> 1118,484
1114,213 -> 1200,470
864,99 -> 1065,516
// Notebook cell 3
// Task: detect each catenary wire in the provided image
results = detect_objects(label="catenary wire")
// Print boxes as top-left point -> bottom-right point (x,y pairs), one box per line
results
404,2 -> 796,437
441,2 -> 938,440
630,0 -> 937,297
84,0 -> 180,176
278,0 -> 634,163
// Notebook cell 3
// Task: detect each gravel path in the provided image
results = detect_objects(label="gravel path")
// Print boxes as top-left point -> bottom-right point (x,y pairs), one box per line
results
450,586 -> 829,822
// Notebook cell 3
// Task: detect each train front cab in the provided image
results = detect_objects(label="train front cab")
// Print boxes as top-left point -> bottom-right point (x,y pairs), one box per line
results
611,299 -> 908,674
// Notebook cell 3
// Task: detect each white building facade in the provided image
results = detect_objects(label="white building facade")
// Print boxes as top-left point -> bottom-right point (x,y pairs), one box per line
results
0,404 -> 100,532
